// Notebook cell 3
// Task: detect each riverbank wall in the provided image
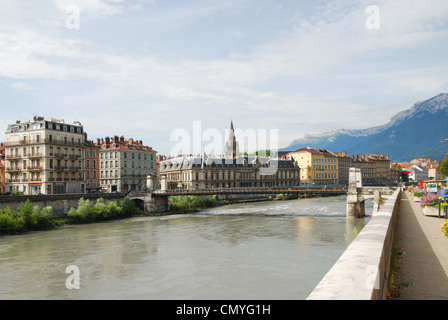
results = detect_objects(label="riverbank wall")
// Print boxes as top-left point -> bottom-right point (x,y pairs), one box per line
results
307,187 -> 401,300
0,193 -> 126,218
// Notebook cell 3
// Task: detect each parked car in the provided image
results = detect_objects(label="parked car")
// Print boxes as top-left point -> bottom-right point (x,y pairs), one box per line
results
438,189 -> 448,201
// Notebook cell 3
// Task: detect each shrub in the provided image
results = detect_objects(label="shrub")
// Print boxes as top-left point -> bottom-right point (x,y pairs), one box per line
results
68,197 -> 142,224
441,220 -> 448,239
0,202 -> 54,234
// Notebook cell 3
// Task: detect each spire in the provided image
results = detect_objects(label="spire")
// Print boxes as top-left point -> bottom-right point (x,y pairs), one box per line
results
225,120 -> 239,158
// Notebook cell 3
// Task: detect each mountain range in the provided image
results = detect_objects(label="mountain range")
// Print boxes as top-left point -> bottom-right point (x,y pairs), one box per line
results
282,93 -> 448,162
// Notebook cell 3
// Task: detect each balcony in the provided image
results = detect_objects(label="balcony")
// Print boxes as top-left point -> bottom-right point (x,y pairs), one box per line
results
6,154 -> 21,160
28,166 -> 43,171
54,166 -> 69,170
28,153 -> 43,158
6,167 -> 21,173
45,139 -> 84,147
5,139 -> 44,147
54,153 -> 66,159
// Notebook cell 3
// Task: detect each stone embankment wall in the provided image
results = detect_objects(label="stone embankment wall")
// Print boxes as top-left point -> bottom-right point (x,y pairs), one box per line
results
307,188 -> 401,300
0,193 -> 126,218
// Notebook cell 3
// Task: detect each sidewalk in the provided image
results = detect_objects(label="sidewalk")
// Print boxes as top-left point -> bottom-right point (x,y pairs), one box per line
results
390,191 -> 448,299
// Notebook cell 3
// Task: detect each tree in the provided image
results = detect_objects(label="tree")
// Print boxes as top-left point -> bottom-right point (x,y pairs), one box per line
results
437,152 -> 448,177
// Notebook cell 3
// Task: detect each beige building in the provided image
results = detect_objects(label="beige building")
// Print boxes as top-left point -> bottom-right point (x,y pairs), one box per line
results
5,116 -> 86,195
96,136 -> 157,193
350,154 -> 375,185
159,154 -> 300,190
332,151 -> 351,185
160,122 -> 300,189
286,148 -> 338,185
367,154 -> 391,184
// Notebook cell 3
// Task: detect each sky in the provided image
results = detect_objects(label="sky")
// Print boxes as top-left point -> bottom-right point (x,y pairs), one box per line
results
1,0 -> 447,156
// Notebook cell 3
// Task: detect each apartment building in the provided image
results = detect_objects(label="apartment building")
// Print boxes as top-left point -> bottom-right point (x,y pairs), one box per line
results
85,139 -> 100,192
96,136 -> 157,193
4,116 -> 85,195
0,162 -> 5,194
286,147 -> 338,185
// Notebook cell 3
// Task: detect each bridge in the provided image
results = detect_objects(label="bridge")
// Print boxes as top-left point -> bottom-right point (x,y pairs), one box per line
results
346,168 -> 398,218
128,168 -> 399,216
128,186 -> 346,214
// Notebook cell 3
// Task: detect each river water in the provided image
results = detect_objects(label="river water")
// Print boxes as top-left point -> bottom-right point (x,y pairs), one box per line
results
0,195 -> 371,300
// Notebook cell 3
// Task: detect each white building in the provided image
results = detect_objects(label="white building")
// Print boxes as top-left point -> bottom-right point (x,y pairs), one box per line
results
96,136 -> 157,193
408,164 -> 429,182
5,116 -> 86,195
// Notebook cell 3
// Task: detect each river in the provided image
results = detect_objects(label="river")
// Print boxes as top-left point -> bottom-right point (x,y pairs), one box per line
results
0,195 -> 372,300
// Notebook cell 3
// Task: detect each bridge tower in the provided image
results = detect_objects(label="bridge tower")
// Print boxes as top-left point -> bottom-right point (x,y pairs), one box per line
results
346,167 -> 365,218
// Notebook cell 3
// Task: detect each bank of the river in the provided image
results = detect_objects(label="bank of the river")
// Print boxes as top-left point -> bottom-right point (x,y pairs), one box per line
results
0,197 -> 143,235
1,193 -> 347,236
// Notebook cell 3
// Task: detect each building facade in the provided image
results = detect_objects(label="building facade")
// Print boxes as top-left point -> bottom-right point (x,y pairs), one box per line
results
5,117 -> 86,195
85,139 -> 100,192
286,148 -> 338,185
0,162 -> 5,194
367,154 -> 391,184
159,122 -> 300,190
159,154 -> 300,190
349,154 -> 375,185
96,136 -> 157,193
333,151 -> 351,185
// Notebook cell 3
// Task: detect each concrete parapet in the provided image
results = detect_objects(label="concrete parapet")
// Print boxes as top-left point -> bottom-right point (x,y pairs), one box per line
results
308,188 -> 401,300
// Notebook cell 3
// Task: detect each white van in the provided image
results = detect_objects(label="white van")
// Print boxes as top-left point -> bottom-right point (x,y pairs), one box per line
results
426,183 -> 438,193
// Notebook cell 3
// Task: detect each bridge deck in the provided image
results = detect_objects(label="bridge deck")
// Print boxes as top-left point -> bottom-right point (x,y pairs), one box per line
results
150,188 -> 347,196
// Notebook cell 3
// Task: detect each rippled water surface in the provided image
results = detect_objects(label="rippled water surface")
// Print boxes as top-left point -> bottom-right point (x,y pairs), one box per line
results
0,196 -> 371,299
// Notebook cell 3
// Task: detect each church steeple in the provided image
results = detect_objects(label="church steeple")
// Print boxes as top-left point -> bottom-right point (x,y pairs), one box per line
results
225,120 -> 239,158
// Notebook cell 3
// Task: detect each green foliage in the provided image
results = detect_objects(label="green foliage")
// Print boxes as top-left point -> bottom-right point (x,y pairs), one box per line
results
438,153 -> 448,177
0,197 -> 143,234
67,197 -> 142,224
0,200 -> 54,234
169,195 -> 218,213
344,226 -> 359,248
441,220 -> 448,239
274,193 -> 296,200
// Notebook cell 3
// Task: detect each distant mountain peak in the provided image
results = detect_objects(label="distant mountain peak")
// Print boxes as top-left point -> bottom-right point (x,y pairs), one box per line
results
284,93 -> 448,161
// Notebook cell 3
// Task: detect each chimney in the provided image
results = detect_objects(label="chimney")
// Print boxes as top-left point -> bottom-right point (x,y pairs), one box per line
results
96,138 -> 101,145
114,135 -> 119,143
105,137 -> 110,144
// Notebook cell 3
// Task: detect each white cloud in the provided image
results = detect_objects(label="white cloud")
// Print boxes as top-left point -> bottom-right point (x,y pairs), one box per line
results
0,0 -> 447,154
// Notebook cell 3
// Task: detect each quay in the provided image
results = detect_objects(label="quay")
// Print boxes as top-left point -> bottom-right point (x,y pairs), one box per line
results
390,191 -> 448,299
307,188 -> 448,300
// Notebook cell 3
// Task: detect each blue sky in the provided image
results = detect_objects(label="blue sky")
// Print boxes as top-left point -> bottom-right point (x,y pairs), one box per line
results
1,0 -> 448,155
